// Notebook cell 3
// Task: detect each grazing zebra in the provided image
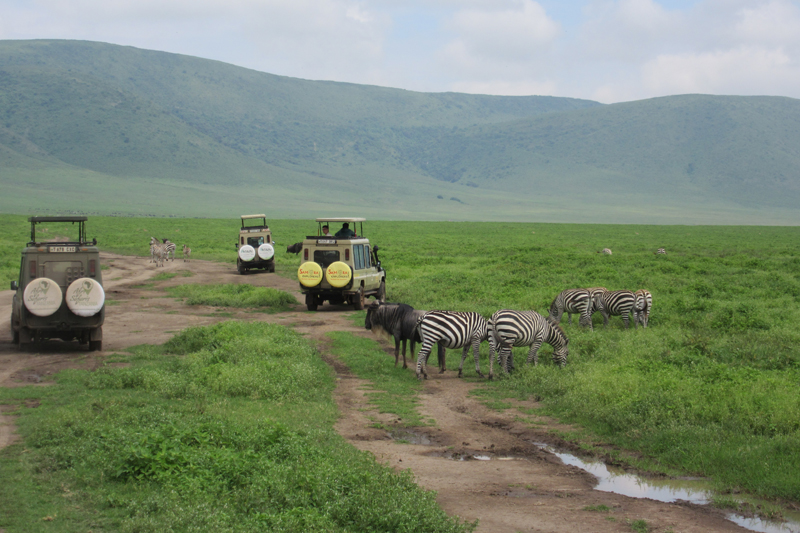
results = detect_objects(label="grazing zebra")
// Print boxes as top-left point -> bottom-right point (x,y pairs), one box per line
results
599,248 -> 613,255
593,289 -> 636,328
490,309 -> 569,377
634,289 -> 653,328
415,311 -> 492,380
547,288 -> 592,329
183,244 -> 191,262
656,248 -> 666,255
162,239 -> 176,261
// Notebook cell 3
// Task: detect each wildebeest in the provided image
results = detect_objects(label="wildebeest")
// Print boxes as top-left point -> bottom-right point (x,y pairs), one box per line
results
365,301 -> 446,371
286,242 -> 303,254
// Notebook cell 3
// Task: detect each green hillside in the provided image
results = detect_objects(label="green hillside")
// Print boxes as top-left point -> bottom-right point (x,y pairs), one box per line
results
1,39 -> 799,224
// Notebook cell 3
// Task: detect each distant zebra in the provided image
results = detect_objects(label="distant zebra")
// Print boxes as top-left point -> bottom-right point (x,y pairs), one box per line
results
162,239 -> 176,261
491,309 -> 569,377
415,311 -> 492,380
149,237 -> 160,263
634,289 -> 652,328
183,244 -> 191,262
656,248 -> 666,255
151,241 -> 167,267
593,289 -> 636,328
599,248 -> 613,255
547,289 -> 592,329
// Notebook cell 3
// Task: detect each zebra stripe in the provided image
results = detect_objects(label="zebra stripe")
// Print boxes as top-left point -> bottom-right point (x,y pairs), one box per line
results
600,248 -> 612,255
656,248 -> 666,255
162,239 -> 176,261
634,289 -> 652,328
490,310 -> 569,374
548,289 -> 592,329
595,290 -> 636,328
415,311 -> 491,380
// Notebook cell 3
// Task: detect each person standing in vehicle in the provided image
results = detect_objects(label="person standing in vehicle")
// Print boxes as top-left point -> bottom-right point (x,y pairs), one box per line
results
335,223 -> 355,238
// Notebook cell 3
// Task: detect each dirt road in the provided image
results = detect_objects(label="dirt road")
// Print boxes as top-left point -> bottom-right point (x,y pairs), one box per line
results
0,253 -> 754,532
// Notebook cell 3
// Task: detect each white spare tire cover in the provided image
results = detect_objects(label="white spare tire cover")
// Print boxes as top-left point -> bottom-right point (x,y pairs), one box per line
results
238,245 -> 256,262
257,243 -> 274,260
23,278 -> 63,317
66,278 -> 105,317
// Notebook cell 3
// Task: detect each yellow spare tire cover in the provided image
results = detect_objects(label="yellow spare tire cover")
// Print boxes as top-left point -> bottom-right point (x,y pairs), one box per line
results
66,278 -> 105,317
298,262 -> 323,287
23,277 -> 63,317
326,261 -> 352,288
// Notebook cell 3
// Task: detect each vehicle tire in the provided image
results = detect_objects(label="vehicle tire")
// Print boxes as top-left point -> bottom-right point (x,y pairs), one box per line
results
12,327 -> 19,345
90,340 -> 102,351
237,260 -> 246,275
353,287 -> 365,311
269,262 -> 276,273
306,293 -> 318,311
376,280 -> 386,302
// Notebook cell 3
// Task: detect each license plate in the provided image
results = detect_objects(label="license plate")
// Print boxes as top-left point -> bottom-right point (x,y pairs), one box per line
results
49,246 -> 76,253
318,239 -> 336,244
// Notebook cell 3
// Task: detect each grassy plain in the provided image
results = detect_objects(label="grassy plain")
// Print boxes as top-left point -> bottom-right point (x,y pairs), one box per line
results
2,214 -> 800,512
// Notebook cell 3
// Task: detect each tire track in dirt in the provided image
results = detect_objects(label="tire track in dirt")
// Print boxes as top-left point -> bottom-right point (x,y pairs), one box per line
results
1,253 -> 753,532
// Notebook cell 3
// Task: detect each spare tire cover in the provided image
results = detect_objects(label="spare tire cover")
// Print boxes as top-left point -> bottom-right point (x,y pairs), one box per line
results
298,262 -> 323,287
257,243 -> 275,260
326,261 -> 353,288
23,278 -> 63,317
66,278 -> 106,317
238,245 -> 256,262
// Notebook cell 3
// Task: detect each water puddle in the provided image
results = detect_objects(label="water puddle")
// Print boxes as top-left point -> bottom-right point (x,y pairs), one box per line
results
533,442 -> 800,533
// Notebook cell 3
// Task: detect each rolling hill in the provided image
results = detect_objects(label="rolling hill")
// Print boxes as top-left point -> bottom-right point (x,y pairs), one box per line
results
1,39 -> 799,224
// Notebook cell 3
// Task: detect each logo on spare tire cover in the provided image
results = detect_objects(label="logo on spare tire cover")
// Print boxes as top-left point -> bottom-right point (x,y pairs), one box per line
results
23,278 -> 63,317
326,261 -> 352,288
66,278 -> 105,317
257,243 -> 274,260
298,262 -> 323,287
238,245 -> 256,261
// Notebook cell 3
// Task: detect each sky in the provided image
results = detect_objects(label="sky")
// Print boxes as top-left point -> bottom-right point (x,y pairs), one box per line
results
2,0 -> 800,103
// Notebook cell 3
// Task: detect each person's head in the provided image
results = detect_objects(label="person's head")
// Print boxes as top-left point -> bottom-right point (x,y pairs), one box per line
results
322,225 -> 329,234
342,223 -> 349,229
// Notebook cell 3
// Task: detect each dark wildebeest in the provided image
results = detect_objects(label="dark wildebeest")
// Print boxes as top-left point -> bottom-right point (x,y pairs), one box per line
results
365,301 -> 446,371
286,242 -> 303,254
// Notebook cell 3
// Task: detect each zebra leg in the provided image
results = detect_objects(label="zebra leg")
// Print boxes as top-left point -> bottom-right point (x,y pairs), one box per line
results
623,312 -> 630,329
416,340 -> 433,380
458,344 -> 470,378
601,310 -> 609,328
526,339 -> 544,366
567,312 -> 572,325
437,343 -> 446,373
472,338 -> 484,378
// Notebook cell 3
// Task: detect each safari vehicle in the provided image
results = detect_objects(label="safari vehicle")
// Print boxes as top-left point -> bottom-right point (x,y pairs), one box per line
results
10,216 -> 105,351
236,214 -> 275,274
297,218 -> 385,311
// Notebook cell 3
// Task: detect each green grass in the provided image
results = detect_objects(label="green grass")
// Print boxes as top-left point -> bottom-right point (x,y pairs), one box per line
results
4,214 -> 800,506
326,332 -> 428,427
0,322 -> 475,533
167,284 -> 297,312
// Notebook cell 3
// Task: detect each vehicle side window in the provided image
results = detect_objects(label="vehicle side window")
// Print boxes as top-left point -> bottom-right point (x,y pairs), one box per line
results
314,250 -> 340,268
355,245 -> 365,270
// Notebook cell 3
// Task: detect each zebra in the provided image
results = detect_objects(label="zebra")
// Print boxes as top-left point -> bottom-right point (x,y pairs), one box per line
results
656,248 -> 666,255
151,241 -> 166,267
149,237 -> 162,263
593,289 -> 636,328
183,244 -> 191,262
547,289 -> 592,329
162,239 -> 176,261
490,309 -> 569,377
634,289 -> 652,328
415,311 -> 492,380
599,248 -> 612,255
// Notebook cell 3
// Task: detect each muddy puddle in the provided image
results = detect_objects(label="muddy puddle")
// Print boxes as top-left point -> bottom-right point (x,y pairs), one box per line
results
533,442 -> 800,533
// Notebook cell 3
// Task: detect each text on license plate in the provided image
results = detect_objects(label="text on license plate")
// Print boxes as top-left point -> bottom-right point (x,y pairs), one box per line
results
49,246 -> 76,253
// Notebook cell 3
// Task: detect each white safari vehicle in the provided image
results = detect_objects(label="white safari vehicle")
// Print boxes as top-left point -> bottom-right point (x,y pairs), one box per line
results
236,214 -> 275,274
10,216 -> 105,351
297,218 -> 385,311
